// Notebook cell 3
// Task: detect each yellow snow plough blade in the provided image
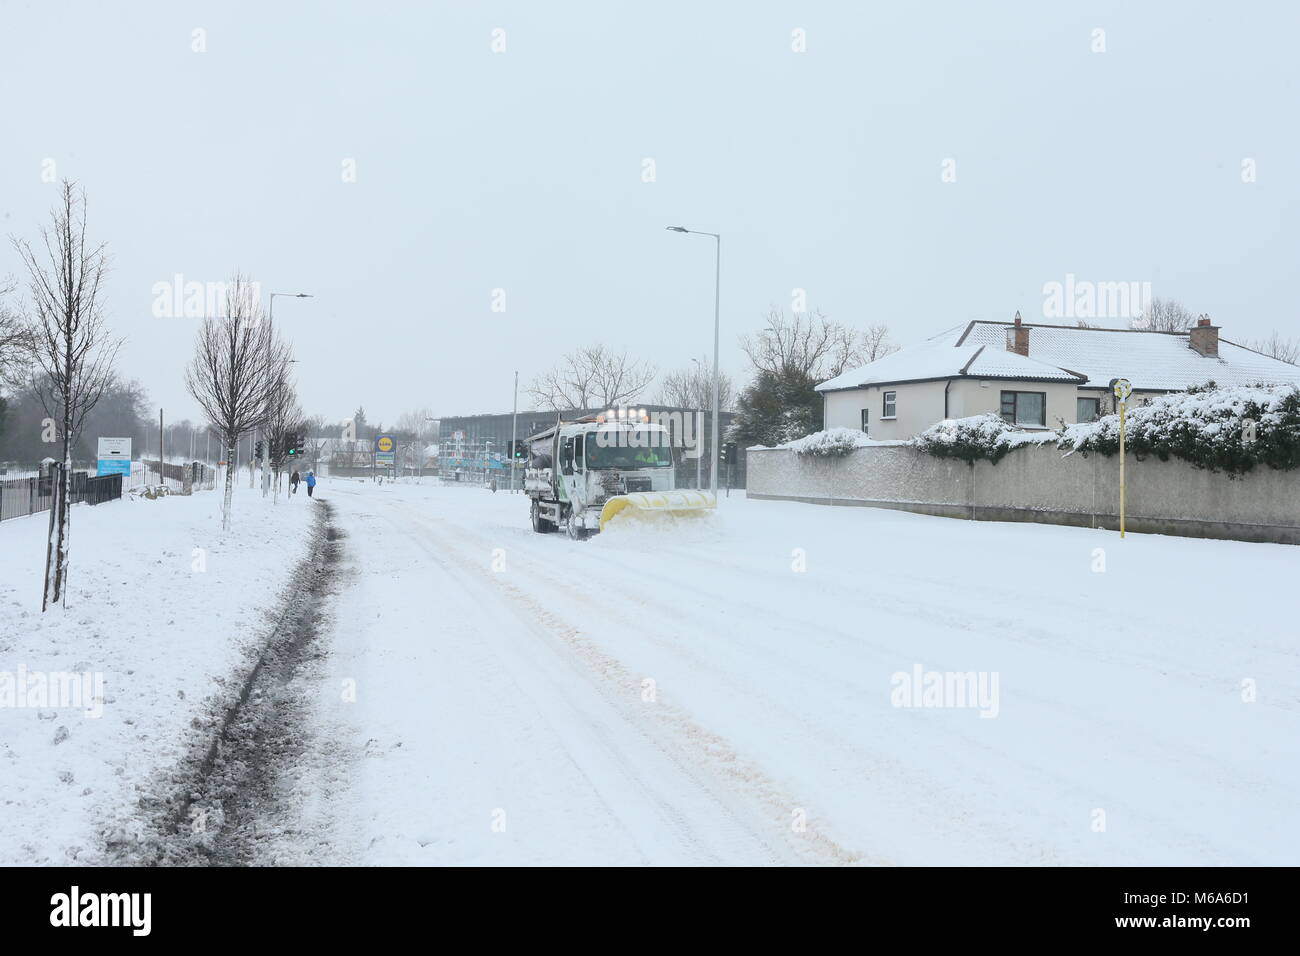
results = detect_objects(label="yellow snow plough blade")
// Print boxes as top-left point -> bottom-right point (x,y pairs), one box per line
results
598,490 -> 717,531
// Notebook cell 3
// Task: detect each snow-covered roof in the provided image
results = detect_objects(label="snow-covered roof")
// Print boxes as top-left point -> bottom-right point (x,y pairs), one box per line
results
956,321 -> 1300,391
816,340 -> 1085,392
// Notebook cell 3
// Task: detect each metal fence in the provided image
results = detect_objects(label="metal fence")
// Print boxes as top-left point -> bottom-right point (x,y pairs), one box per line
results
123,460 -> 217,493
0,472 -> 123,522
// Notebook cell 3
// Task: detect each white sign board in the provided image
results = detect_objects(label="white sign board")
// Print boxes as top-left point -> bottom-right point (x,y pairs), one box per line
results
97,437 -> 132,477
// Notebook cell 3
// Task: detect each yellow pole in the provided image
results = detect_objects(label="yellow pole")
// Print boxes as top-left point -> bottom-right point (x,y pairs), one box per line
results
1118,401 -> 1126,538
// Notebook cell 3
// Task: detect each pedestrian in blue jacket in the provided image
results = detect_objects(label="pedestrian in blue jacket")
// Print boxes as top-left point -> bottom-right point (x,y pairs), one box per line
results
306,470 -> 317,497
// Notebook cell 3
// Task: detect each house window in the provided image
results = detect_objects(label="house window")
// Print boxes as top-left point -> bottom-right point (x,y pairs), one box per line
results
1076,397 -> 1100,422
861,408 -> 869,435
882,391 -> 897,419
1000,390 -> 1046,427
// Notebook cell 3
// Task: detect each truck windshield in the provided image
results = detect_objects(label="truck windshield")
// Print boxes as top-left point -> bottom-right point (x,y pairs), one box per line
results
584,432 -> 674,469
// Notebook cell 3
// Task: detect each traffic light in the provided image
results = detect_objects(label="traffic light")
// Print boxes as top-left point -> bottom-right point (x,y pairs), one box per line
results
510,440 -> 527,460
255,440 -> 264,461
286,431 -> 298,457
721,442 -> 737,464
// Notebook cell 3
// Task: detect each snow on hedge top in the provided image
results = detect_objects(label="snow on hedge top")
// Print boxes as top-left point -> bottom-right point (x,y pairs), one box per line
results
959,321 -> 1300,391
912,414 -> 1058,464
917,414 -> 1056,447
1061,383 -> 1297,450
780,428 -> 906,456
816,340 -> 1083,392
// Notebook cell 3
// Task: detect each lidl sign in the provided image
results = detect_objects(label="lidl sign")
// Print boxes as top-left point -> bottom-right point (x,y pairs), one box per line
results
374,434 -> 395,454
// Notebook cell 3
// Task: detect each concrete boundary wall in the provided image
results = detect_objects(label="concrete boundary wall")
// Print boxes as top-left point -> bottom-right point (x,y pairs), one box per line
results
747,444 -> 1300,545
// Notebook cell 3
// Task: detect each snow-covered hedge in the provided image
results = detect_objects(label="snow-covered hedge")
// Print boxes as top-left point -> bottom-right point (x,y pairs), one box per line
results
1059,383 -> 1300,476
785,428 -> 876,457
912,414 -> 1056,465
907,384 -> 1300,475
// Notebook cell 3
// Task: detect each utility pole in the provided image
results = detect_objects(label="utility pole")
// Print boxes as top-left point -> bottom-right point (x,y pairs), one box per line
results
511,370 -> 519,493
158,409 -> 164,487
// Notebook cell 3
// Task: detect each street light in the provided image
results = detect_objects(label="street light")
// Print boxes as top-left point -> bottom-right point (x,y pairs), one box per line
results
667,226 -> 721,495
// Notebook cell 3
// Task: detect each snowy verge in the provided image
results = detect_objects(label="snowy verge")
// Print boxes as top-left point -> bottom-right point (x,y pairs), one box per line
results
0,485 -> 315,864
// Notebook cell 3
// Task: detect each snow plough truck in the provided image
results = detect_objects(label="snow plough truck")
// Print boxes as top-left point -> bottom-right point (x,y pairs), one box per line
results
523,414 -> 715,539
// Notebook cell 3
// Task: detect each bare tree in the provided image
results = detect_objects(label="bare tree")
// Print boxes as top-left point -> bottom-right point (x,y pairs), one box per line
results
13,182 -> 121,610
740,308 -> 870,381
655,357 -> 735,411
859,322 -> 899,363
263,345 -> 299,501
1247,330 -> 1300,365
184,275 -> 279,530
298,413 -> 328,470
528,344 -> 656,410
0,278 -> 34,392
1133,297 -> 1197,332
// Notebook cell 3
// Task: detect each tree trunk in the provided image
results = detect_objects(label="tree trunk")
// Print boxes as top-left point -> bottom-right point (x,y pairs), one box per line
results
223,440 -> 236,531
56,436 -> 71,603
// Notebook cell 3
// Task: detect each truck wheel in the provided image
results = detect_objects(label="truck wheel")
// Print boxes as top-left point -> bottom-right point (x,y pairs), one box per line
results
566,516 -> 589,541
530,500 -> 552,533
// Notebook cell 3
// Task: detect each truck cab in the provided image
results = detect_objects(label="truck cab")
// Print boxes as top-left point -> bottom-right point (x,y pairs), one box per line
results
526,418 -> 677,539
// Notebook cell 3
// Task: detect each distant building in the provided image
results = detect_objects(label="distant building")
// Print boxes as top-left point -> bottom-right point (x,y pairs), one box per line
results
435,405 -> 740,487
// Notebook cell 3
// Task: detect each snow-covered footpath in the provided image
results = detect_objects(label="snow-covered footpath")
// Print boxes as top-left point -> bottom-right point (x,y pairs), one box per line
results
0,483 -> 313,864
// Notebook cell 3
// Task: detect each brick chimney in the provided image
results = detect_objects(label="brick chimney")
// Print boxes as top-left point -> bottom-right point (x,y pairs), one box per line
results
1006,311 -> 1030,356
1189,315 -> 1219,357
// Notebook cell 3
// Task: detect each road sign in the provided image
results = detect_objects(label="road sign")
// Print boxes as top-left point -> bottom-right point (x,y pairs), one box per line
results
375,434 -> 395,454
96,437 -> 131,477
1111,377 -> 1132,402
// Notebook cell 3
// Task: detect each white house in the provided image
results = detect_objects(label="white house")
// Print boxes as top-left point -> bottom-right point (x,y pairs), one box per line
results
818,314 -> 1300,440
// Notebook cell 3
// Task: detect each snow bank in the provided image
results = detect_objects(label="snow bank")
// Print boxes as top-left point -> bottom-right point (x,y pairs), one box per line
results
0,486 -> 315,863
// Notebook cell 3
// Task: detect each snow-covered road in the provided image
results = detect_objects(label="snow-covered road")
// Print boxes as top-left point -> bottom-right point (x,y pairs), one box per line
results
292,479 -> 1300,866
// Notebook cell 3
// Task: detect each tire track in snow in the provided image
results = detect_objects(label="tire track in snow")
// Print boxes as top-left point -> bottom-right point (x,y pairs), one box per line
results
384,500 -> 869,866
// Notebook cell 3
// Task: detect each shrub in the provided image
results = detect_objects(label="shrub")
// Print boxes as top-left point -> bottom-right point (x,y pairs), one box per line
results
912,414 -> 1056,465
786,427 -> 873,458
1059,382 -> 1300,476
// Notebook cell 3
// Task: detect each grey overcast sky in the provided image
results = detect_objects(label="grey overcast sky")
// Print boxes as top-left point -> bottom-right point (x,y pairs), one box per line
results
2,0 -> 1297,426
